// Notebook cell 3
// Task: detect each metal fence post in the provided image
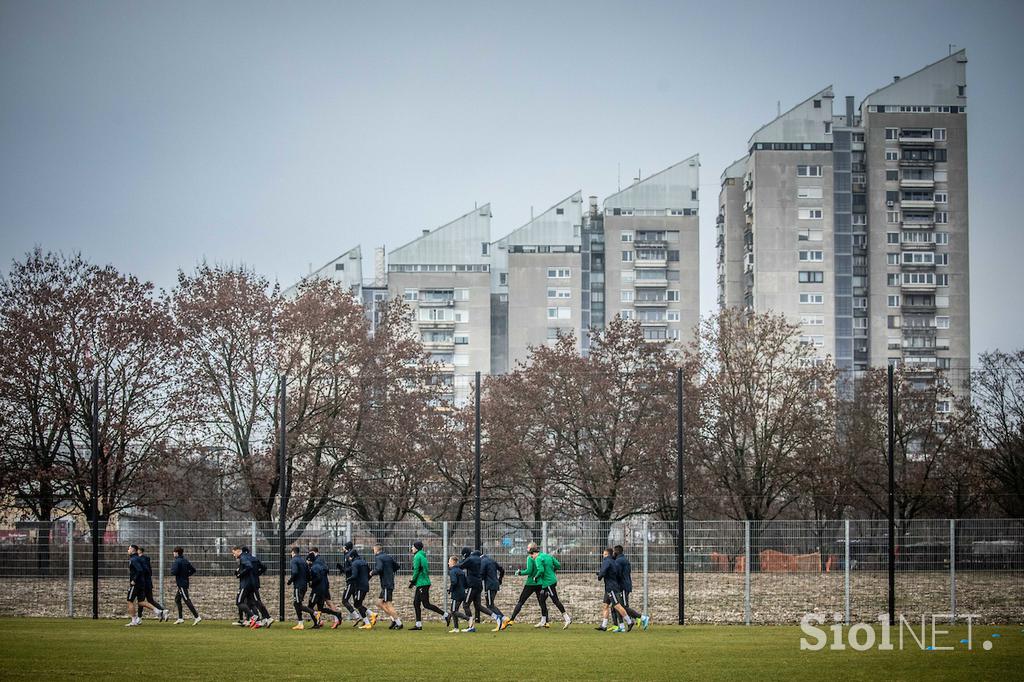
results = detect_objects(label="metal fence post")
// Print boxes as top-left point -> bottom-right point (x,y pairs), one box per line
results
949,519 -> 956,623
346,520 -> 353,546
642,519 -> 649,616
541,521 -> 548,554
744,520 -> 751,625
67,519 -> 74,618
250,521 -> 257,557
442,521 -> 449,595
844,519 -> 851,625
158,521 -> 165,607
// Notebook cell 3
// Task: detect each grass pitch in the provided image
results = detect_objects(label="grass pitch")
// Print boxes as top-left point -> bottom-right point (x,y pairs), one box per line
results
0,618 -> 1021,680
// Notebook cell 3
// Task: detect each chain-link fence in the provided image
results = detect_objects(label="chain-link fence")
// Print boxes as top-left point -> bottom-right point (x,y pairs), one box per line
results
0,517 -> 1020,624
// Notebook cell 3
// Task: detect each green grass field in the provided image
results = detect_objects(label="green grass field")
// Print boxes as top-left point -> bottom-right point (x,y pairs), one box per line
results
0,618 -> 1020,680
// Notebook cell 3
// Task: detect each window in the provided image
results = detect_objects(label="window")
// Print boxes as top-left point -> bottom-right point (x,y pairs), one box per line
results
454,288 -> 469,301
800,315 -> 824,326
937,400 -> 951,414
887,232 -> 900,244
798,271 -> 824,284
799,250 -> 824,262
620,309 -> 634,320
886,170 -> 899,182
935,316 -> 950,329
547,267 -> 571,279
902,252 -> 934,265
547,287 -> 571,299
453,310 -> 469,323
853,132 -> 865,142
667,290 -> 680,301
621,290 -> 634,303
887,253 -> 899,265
667,311 -> 681,322
936,274 -> 949,286
887,274 -> 899,286
854,297 -> 867,309
888,295 -> 900,307
797,187 -> 824,199
813,99 -> 822,109
935,232 -> 949,245
800,293 -> 824,304
902,272 -> 935,285
555,207 -> 564,215
936,295 -> 950,308
621,250 -> 633,262
935,212 -> 948,224
547,307 -> 571,320
798,228 -> 824,241
667,270 -> 680,282
934,170 -> 948,182
934,192 -> 948,204
799,335 -> 825,347
887,315 -> 900,329
620,231 -> 634,243
481,242 -> 490,256
886,190 -> 900,204
667,250 -> 680,262
887,211 -> 900,224
334,263 -> 345,271
885,128 -> 898,140
797,165 -> 822,177
455,333 -> 469,345
499,272 -> 508,286
935,253 -> 948,266
885,150 -> 899,161
824,121 -> 832,134
798,208 -> 823,220
691,190 -> 698,201
403,288 -> 418,301
620,270 -> 634,284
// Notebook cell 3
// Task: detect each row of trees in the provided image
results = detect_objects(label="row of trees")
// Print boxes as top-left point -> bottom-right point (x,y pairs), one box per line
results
1,250 -> 1022,542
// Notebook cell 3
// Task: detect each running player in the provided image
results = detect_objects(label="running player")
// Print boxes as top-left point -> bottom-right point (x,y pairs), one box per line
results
370,544 -> 402,629
287,546 -> 318,630
125,544 -> 156,626
458,547 -> 501,629
447,555 -> 471,632
349,551 -> 376,629
480,550 -> 509,631
597,547 -> 633,632
408,540 -> 447,631
535,547 -> 571,629
307,552 -> 344,628
136,547 -> 169,621
507,542 -> 547,626
232,545 -> 258,626
170,546 -> 201,625
307,547 -> 343,626
248,548 -> 273,628
337,541 -> 360,624
613,545 -> 646,629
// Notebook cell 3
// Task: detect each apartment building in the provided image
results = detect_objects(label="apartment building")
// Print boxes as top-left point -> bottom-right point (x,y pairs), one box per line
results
387,204 -> 493,402
720,51 -> 969,378
600,154 -> 701,344
717,157 -> 748,310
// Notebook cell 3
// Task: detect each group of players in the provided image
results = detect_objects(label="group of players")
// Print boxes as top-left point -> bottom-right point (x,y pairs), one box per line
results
125,538 -> 649,633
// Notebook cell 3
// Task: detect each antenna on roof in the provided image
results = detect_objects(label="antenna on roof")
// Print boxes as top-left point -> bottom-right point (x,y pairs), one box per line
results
777,100 -> 781,117
530,205 -> 534,220
617,162 -> 621,192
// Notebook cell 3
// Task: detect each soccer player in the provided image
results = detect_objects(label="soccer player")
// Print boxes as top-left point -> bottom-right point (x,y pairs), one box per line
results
307,547 -> 343,626
597,547 -> 633,632
613,544 -> 646,629
170,546 -> 201,625
286,546 -> 318,630
408,540 -> 447,630
125,544 -> 156,626
136,547 -> 169,621
507,542 -> 547,626
480,550 -> 509,631
348,551 -> 376,629
337,541 -> 360,624
458,547 -> 501,630
307,552 -> 344,628
447,555 -> 471,632
535,547 -> 571,629
370,544 -> 402,629
231,545 -> 259,627
246,546 -> 273,628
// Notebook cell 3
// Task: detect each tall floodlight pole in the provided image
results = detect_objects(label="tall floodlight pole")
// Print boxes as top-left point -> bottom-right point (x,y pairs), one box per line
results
887,364 -> 896,624
90,376 -> 100,620
676,367 -> 685,625
474,371 -> 482,551
278,375 -> 287,622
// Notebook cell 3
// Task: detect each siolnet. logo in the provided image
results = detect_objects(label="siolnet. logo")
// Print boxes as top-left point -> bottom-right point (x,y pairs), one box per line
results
799,613 -> 997,652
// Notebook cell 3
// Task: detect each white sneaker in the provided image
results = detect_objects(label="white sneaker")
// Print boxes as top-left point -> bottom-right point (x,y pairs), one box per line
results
161,609 -> 171,622
563,614 -> 572,629
192,616 -> 202,626
125,620 -> 137,627
265,617 -> 274,628
174,618 -> 184,624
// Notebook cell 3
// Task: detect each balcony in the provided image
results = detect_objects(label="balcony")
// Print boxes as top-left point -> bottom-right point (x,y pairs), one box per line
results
634,277 -> 668,288
639,319 -> 668,327
901,237 -> 935,250
900,199 -> 935,210
743,201 -> 753,215
900,177 -> 935,190
635,257 -> 667,268
716,214 -> 725,225
422,338 -> 455,349
902,301 -> 936,314
899,157 -> 934,168
635,297 -> 668,308
900,279 -> 936,292
901,220 -> 934,230
634,239 -> 668,248
899,130 -> 935,145
418,318 -> 456,328
419,298 -> 455,307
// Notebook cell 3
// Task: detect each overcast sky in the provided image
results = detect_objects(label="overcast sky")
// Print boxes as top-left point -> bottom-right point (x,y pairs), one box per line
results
2,0 -> 1022,358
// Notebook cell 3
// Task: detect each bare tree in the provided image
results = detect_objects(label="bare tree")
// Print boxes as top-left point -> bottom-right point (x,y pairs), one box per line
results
972,350 -> 1024,517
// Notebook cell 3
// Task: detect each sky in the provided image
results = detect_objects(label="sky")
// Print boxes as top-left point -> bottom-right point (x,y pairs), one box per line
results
2,0 -> 1022,358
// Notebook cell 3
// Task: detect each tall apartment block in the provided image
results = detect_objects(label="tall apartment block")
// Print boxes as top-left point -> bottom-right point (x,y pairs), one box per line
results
719,51 -> 969,379
595,155 -> 701,345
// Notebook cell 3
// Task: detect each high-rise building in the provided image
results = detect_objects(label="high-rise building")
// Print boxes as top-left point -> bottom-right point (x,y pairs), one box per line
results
717,157 -> 749,310
719,51 -> 969,377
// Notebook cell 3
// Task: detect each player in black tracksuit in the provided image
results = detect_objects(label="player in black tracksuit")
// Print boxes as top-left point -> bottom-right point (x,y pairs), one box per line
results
308,552 -> 344,628
136,547 -> 168,621
337,542 -> 359,623
348,552 -> 374,628
457,547 -> 500,627
371,545 -> 402,629
249,549 -> 272,624
446,556 -> 470,632
480,551 -> 508,630
286,546 -> 318,629
612,545 -> 642,625
170,547 -> 200,624
597,547 -> 633,631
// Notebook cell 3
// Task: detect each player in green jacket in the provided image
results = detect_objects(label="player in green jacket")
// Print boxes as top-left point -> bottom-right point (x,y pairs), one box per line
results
535,549 -> 572,629
506,542 -> 548,626
408,540 -> 447,630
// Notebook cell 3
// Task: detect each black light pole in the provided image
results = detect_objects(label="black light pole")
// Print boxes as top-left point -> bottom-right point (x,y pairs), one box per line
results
90,376 -> 99,620
278,375 -> 287,622
676,367 -> 685,625
474,371 -> 482,551
887,364 -> 896,624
